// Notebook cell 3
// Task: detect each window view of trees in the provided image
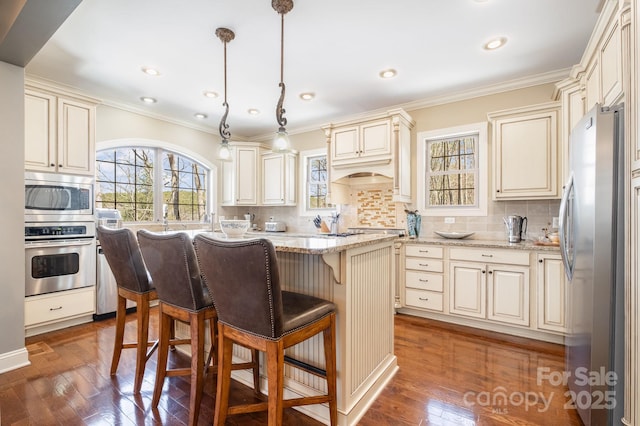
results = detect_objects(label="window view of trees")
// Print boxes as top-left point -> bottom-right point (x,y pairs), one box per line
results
307,155 -> 328,209
426,135 -> 477,207
96,147 -> 208,222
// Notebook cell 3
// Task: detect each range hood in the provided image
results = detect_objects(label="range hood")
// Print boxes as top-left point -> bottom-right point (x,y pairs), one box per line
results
333,172 -> 393,185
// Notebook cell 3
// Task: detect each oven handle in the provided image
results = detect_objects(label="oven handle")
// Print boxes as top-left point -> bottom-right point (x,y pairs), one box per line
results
24,238 -> 95,249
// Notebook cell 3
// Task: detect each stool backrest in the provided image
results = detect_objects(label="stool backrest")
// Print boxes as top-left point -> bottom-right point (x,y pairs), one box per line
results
137,230 -> 212,311
194,236 -> 284,339
97,226 -> 152,293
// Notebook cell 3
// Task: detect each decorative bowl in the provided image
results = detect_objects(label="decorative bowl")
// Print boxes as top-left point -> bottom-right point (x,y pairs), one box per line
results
220,220 -> 250,238
434,231 -> 475,239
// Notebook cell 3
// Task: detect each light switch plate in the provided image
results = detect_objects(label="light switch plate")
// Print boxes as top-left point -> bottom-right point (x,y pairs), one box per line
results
444,217 -> 455,224
552,217 -> 559,228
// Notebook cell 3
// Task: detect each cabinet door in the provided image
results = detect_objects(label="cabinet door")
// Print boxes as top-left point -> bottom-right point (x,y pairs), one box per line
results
360,120 -> 390,159
331,126 -> 359,163
449,262 -> 485,318
262,153 -> 285,205
236,147 -> 258,205
57,97 -> 95,175
493,107 -> 559,200
221,159 -> 236,205
25,90 -> 57,172
487,265 -> 530,326
536,254 -> 567,333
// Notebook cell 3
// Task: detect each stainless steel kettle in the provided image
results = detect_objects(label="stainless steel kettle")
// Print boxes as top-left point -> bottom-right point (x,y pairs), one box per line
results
503,215 -> 527,243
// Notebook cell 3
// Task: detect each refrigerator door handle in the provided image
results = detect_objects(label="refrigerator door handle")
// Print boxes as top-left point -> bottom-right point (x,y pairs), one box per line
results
559,174 -> 574,280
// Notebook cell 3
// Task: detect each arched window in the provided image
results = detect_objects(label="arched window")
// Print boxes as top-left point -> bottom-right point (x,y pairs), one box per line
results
96,145 -> 213,223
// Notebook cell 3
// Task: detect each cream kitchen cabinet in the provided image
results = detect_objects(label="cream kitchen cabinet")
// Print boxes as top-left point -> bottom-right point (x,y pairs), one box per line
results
536,253 -> 568,333
25,286 -> 95,337
488,102 -> 561,200
25,85 -> 97,176
403,245 -> 445,312
222,144 -> 259,206
261,151 -> 297,206
330,119 -> 391,167
449,248 -> 530,327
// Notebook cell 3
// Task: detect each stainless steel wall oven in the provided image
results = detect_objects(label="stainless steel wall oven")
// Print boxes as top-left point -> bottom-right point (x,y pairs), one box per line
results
25,221 -> 96,297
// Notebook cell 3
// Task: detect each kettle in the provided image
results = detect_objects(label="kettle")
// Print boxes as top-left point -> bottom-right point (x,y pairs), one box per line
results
503,215 -> 527,243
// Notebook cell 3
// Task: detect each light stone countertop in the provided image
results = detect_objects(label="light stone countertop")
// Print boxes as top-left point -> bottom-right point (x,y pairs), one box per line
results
402,236 -> 561,252
156,229 -> 398,255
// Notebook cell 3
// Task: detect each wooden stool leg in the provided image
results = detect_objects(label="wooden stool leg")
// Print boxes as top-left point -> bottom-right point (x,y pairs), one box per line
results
251,349 -> 260,394
110,293 -> 127,375
188,311 -> 206,426
133,294 -> 150,393
213,328 -> 233,426
266,341 -> 285,426
208,316 -> 217,371
324,315 -> 338,425
152,306 -> 171,408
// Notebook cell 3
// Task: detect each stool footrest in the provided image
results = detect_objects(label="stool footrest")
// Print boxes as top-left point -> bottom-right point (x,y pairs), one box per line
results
284,355 -> 326,377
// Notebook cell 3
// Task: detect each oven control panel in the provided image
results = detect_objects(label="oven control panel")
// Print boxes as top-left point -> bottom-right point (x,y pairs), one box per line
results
25,221 -> 96,240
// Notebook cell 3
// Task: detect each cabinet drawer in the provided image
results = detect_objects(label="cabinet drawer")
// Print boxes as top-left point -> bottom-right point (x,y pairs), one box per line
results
405,289 -> 444,312
405,258 -> 444,273
449,247 -> 529,266
405,245 -> 443,259
405,271 -> 443,292
25,287 -> 95,326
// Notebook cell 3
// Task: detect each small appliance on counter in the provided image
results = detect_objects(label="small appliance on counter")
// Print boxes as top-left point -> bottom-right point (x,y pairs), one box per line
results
95,208 -> 122,229
265,221 -> 287,232
503,215 -> 527,243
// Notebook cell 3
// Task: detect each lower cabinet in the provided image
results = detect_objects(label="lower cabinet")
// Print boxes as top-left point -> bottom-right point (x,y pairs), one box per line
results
25,286 -> 95,336
536,253 -> 568,333
401,243 -> 563,342
404,245 -> 445,312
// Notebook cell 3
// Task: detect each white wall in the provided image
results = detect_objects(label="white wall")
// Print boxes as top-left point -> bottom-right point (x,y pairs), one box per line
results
0,61 -> 29,372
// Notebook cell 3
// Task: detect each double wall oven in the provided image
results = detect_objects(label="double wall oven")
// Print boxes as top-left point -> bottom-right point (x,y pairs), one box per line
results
25,172 -> 96,297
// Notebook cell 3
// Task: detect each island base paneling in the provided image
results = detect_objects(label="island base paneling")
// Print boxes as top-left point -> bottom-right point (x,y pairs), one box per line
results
174,240 -> 397,425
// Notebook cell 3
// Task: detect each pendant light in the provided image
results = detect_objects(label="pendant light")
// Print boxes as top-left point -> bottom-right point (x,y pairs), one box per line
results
216,27 -> 235,161
272,0 -> 294,152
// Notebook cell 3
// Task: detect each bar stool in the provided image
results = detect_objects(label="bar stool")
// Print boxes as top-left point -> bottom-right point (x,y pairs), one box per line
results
137,230 -> 259,426
96,226 -> 159,394
193,235 -> 338,426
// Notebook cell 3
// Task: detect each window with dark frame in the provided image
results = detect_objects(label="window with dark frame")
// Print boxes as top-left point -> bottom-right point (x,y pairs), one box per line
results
425,134 -> 478,208
96,147 -> 208,222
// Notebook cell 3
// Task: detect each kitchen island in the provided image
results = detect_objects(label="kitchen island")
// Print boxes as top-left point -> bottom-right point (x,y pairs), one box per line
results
172,231 -> 398,425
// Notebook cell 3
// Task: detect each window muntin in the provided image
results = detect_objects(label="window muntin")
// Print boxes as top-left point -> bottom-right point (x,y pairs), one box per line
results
96,147 -> 208,222
307,154 -> 329,210
426,135 -> 478,208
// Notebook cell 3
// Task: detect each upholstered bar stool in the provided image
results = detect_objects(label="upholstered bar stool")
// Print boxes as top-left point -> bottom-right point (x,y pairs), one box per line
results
96,226 -> 159,394
193,235 -> 338,426
137,230 -> 259,426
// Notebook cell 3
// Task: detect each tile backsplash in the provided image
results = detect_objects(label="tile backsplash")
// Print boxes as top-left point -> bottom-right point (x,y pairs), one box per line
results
220,183 -> 561,241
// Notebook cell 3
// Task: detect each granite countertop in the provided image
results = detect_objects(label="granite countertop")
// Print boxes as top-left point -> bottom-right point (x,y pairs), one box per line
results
401,236 -> 560,252
157,229 -> 398,255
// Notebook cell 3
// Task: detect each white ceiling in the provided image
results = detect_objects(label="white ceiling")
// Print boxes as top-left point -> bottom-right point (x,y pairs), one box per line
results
25,0 -> 602,140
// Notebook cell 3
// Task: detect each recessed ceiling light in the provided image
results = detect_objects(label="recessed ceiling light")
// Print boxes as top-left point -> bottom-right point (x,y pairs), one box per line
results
203,91 -> 219,99
299,92 -> 315,101
194,113 -> 207,119
247,108 -> 260,116
379,69 -> 397,79
141,66 -> 160,76
484,37 -> 507,50
140,96 -> 157,104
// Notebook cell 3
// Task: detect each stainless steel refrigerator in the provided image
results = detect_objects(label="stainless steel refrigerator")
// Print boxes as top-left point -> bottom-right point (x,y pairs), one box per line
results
559,103 -> 625,425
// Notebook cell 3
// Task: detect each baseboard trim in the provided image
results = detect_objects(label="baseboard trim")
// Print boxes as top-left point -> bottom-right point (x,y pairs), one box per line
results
0,347 -> 30,374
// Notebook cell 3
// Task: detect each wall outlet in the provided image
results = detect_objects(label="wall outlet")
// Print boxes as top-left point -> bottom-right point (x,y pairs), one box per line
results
552,217 -> 559,228
444,217 -> 455,224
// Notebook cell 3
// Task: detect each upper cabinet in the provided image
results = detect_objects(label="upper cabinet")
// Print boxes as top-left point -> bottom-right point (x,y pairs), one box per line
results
323,108 -> 414,203
488,102 -> 561,200
261,151 -> 297,206
221,144 -> 259,206
25,81 -> 98,176
330,119 -> 391,166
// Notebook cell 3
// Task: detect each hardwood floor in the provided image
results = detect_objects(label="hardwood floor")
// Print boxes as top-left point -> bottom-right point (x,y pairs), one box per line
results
0,310 -> 581,425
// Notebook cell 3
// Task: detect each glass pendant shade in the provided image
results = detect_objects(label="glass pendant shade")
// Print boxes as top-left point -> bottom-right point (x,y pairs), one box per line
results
218,140 -> 231,160
273,127 -> 290,152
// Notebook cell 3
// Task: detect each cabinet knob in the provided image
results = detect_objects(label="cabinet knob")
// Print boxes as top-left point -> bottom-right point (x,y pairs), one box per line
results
50,163 -> 55,167
58,164 -> 63,168
539,259 -> 543,263
496,190 -> 500,193
482,270 -> 486,274
488,270 -> 493,274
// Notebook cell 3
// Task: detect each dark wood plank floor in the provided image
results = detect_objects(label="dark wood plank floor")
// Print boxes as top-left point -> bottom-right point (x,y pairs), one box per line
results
0,310 -> 581,425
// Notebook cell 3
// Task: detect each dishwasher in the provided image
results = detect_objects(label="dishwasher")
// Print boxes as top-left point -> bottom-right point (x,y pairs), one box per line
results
94,209 -> 136,320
